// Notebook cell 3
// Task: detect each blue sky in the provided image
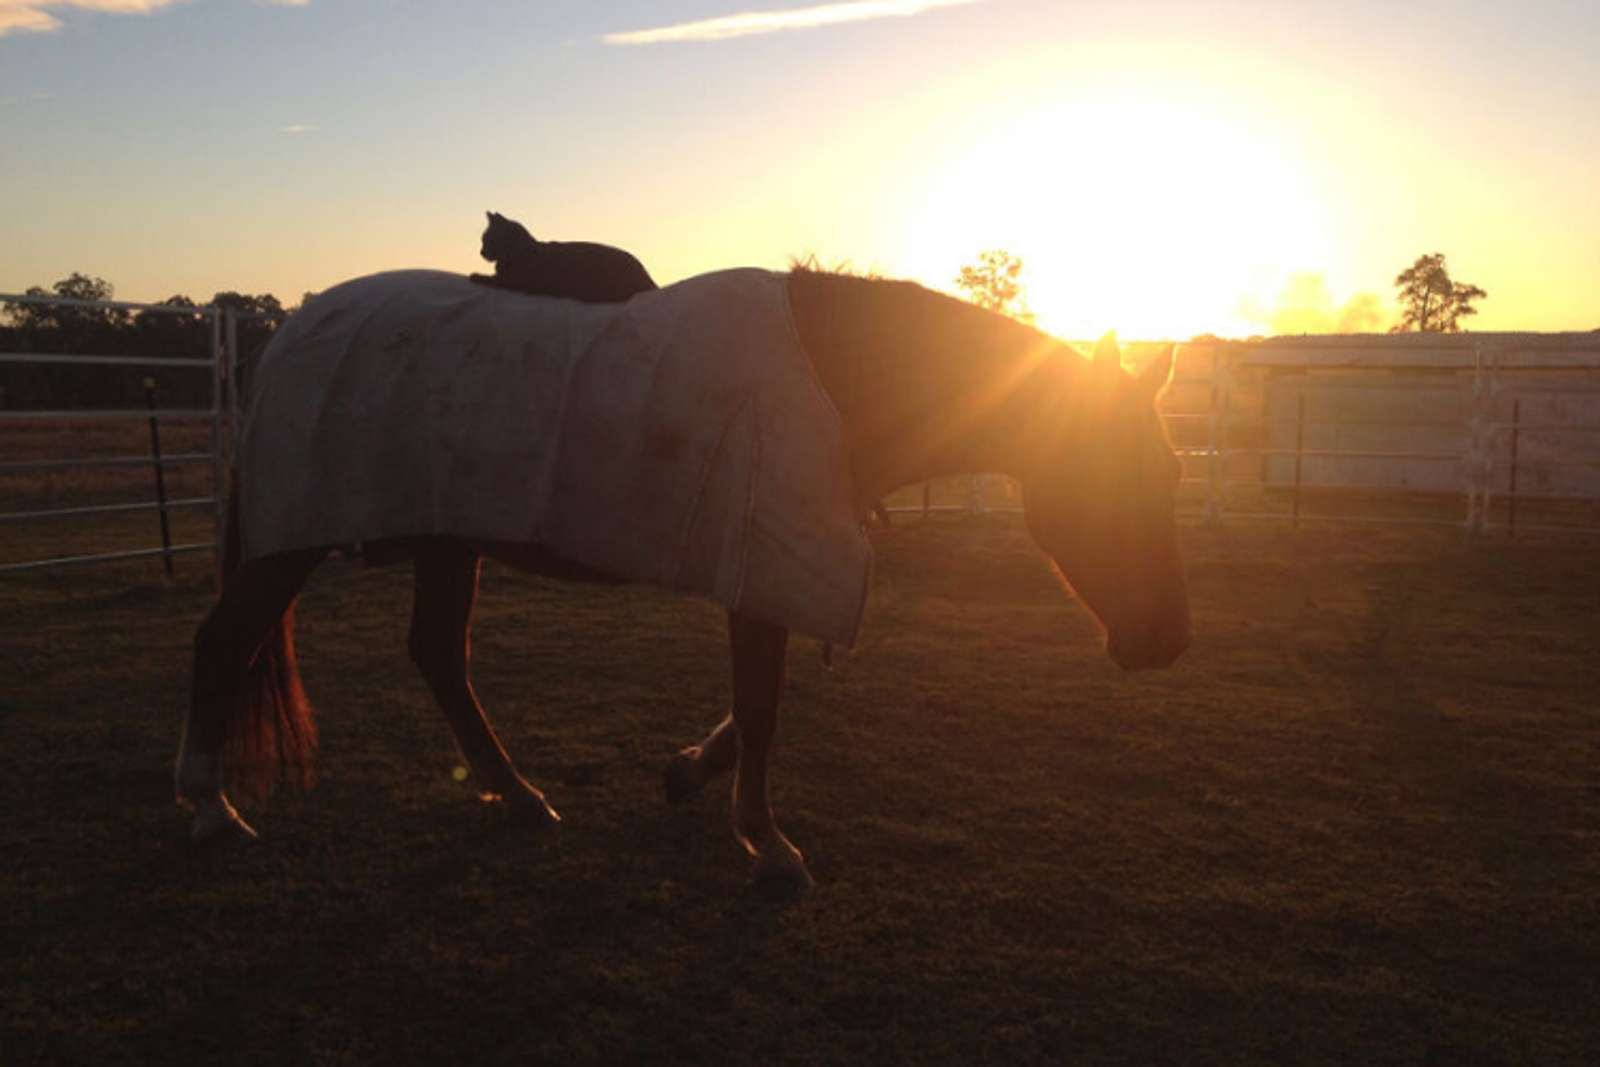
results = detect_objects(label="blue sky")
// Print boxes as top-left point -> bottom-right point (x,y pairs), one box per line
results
2,0 -> 1596,336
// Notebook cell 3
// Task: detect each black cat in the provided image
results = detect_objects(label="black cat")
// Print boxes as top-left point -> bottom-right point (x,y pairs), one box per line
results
469,211 -> 657,302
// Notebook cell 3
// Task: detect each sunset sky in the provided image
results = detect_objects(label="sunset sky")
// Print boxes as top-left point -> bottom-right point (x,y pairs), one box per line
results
2,0 -> 1595,339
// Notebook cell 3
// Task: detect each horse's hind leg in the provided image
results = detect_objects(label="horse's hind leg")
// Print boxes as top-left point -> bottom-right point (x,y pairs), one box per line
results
409,540 -> 559,826
177,547 -> 324,841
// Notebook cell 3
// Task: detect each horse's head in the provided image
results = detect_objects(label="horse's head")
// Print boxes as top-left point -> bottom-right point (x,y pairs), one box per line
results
1020,334 -> 1191,670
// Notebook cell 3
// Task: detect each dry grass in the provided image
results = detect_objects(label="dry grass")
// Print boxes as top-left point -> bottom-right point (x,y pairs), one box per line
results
2,515 -> 1597,1065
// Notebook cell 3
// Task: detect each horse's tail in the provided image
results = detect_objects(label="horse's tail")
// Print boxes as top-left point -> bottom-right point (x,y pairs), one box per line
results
220,469 -> 317,801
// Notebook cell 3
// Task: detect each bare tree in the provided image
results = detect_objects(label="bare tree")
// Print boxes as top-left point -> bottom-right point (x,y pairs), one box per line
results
1391,253 -> 1486,333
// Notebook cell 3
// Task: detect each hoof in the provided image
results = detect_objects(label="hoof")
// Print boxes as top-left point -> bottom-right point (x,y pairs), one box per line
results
487,790 -> 562,829
189,795 -> 257,845
752,855 -> 815,900
750,841 -> 814,900
663,750 -> 704,805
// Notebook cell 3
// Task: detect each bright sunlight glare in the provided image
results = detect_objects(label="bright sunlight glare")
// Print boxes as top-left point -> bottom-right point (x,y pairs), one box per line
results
903,93 -> 1332,340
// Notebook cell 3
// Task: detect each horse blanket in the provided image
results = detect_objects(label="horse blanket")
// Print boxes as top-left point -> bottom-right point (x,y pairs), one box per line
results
238,268 -> 871,647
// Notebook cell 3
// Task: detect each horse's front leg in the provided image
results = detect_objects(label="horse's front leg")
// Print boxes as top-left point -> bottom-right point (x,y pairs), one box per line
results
726,613 -> 812,894
410,540 -> 558,826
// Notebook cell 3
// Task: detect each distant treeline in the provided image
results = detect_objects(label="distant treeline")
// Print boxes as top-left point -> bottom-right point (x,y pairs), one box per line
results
1,273 -> 287,411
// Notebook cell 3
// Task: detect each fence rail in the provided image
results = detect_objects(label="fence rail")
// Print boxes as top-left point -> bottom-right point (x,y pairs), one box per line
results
0,353 -> 216,370
0,452 -> 212,474
0,542 -> 215,576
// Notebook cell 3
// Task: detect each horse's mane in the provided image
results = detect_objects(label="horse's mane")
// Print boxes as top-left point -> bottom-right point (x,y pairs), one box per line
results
784,258 -> 1087,386
786,254 -> 879,279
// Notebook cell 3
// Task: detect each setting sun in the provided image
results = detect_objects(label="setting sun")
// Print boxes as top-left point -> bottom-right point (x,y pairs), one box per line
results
903,92 -> 1331,339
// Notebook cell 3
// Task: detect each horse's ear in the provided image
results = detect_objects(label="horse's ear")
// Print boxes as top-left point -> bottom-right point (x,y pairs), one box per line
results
1136,344 -> 1176,402
1091,331 -> 1122,391
1093,331 -> 1121,370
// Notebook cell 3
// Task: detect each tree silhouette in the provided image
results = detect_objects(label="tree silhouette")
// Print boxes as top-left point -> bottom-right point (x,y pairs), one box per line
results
1391,253 -> 1486,333
127,295 -> 209,360
1,274 -> 287,408
5,275 -> 138,389
954,250 -> 1033,323
7,273 -> 127,343
209,291 -> 284,318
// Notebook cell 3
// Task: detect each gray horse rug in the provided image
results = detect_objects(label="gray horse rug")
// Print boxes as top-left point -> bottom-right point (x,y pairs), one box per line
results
238,268 -> 871,647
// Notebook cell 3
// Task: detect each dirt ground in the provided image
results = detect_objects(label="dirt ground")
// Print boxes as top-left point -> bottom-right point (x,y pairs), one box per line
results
2,515 -> 1597,1065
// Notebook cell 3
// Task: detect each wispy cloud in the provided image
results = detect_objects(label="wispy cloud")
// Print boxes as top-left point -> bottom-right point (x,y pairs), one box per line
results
279,123 -> 316,134
1,0 -> 185,38
602,0 -> 980,46
0,0 -> 307,38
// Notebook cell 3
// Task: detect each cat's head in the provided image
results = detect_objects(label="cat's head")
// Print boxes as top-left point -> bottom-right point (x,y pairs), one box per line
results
480,211 -> 537,262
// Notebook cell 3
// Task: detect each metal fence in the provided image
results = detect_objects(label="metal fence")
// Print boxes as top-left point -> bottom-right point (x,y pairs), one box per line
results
889,336 -> 1600,535
6,310 -> 1599,584
0,292 -> 283,579
1205,339 -> 1600,535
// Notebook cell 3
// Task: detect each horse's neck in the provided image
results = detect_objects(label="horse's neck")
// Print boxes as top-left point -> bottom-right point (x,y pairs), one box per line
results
788,272 -> 1068,505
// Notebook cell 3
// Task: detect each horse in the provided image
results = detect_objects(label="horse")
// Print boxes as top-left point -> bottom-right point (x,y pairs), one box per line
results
175,266 -> 1191,894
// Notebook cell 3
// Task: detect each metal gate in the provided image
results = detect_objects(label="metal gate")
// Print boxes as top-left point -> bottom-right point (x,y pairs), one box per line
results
0,291 -> 233,578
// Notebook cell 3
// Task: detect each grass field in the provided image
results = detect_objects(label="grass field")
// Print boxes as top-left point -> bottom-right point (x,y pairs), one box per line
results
2,514 -> 1597,1065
